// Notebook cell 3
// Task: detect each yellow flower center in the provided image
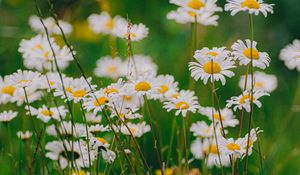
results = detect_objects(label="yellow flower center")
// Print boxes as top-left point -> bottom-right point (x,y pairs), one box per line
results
209,144 -> 218,154
129,127 -> 136,134
1,85 -> 15,95
125,32 -> 137,39
122,95 -> 132,101
97,137 -> 108,144
239,94 -> 255,104
158,85 -> 169,94
203,61 -> 222,74
213,113 -> 225,121
72,170 -> 87,175
207,51 -> 219,57
44,51 -> 50,58
243,139 -> 254,149
241,0 -> 260,9
65,87 -> 73,93
255,81 -> 264,88
155,168 -> 173,175
40,109 -> 54,117
175,101 -> 190,110
188,11 -> 196,17
35,44 -> 43,50
226,143 -> 241,151
243,48 -> 260,60
106,19 -> 115,29
135,81 -> 151,91
18,80 -> 30,84
107,65 -> 117,74
94,97 -> 109,106
105,88 -> 119,94
187,0 -> 205,10
171,93 -> 180,99
49,81 -> 55,86
72,90 -> 87,98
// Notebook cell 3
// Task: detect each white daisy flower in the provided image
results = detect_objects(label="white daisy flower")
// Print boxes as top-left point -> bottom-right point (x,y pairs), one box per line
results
89,136 -> 116,163
0,110 -> 18,123
8,69 -> 41,88
12,87 -> 43,106
239,71 -> 278,93
29,105 -> 67,123
170,0 -> 222,14
45,140 -> 97,169
219,137 -> 245,158
226,90 -> 269,112
39,72 -> 65,90
117,83 -> 144,108
114,122 -> 151,138
54,77 -> 96,103
110,101 -> 142,121
128,72 -> 159,99
199,107 -> 239,127
231,39 -> 271,69
29,15 -> 73,35
153,74 -> 179,100
189,47 -> 235,85
190,121 -> 223,137
0,76 -> 17,104
88,124 -> 110,134
163,90 -> 200,117
87,12 -> 126,36
83,89 -> 110,114
46,121 -> 87,138
17,130 -> 32,141
279,39 -> 300,72
225,0 -> 274,17
102,149 -> 116,164
115,21 -> 149,42
94,56 -> 126,79
18,34 -> 73,71
241,127 -> 262,156
167,7 -> 220,26
85,113 -> 102,124
125,54 -> 158,77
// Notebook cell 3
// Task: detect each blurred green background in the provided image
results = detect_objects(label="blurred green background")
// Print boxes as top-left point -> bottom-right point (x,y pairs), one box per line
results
1,0 -> 300,174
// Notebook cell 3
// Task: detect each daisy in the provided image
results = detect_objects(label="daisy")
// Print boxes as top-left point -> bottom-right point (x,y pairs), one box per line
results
46,121 -> 87,138
8,69 -> 41,88
110,101 -> 142,121
39,72 -> 65,90
87,12 -> 126,36
167,7 -> 220,26
279,39 -> 300,72
0,76 -> 17,104
190,121 -> 223,137
88,124 -> 110,134
94,56 -> 126,79
115,21 -> 149,42
170,0 -> 222,14
0,110 -> 18,123
85,113 -> 102,124
103,79 -> 124,98
226,90 -> 269,112
102,149 -> 116,163
125,54 -> 158,77
231,39 -> 271,69
163,90 -> 200,117
153,74 -> 179,100
29,15 -> 73,35
83,89 -> 111,114
17,130 -> 32,141
219,137 -> 245,158
239,71 -> 278,93
199,107 -> 239,127
117,83 -> 144,108
128,72 -> 159,99
12,87 -> 43,106
114,122 -> 151,138
189,48 -> 235,85
225,0 -> 274,17
54,77 -> 96,103
45,140 -> 97,169
29,105 -> 67,123
18,34 -> 73,71
241,127 -> 262,156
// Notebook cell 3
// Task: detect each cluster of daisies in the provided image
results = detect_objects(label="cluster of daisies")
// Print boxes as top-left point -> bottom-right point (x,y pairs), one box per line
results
1,0 -> 300,174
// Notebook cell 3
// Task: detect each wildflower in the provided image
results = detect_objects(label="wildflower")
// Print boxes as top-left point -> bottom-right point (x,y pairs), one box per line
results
85,113 -> 102,124
190,121 -> 223,137
170,0 -> 222,14
102,150 -> 116,163
88,124 -> 110,134
231,39 -> 271,69
155,167 -> 175,175
88,12 -> 126,36
114,122 -> 151,138
219,137 -> 245,158
110,101 -> 143,120
226,90 -> 269,112
163,90 -> 200,117
83,89 -> 111,114
94,56 -> 126,79
117,83 -> 144,108
279,39 -> 300,72
225,0 -> 274,17
46,121 -> 88,138
153,74 -> 179,100
0,110 -> 18,123
241,127 -> 262,156
17,130 -> 32,141
125,54 -> 158,77
239,71 -> 278,93
0,76 -> 17,104
29,15 -> 73,35
189,47 -> 235,85
8,69 -> 41,88
39,72 -> 65,90
12,87 -> 43,106
115,21 -> 149,41
29,105 -> 68,123
45,140 -> 97,169
199,107 -> 239,127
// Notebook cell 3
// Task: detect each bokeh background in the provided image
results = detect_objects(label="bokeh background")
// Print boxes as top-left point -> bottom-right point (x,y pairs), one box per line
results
0,0 -> 300,174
